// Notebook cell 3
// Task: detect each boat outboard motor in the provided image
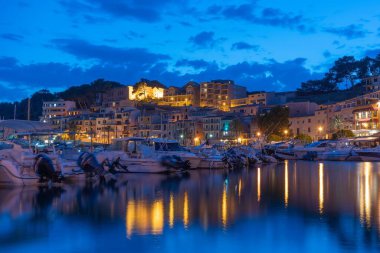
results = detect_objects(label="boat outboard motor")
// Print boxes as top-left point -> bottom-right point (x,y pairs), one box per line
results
77,152 -> 107,177
34,154 -> 62,183
160,155 -> 190,171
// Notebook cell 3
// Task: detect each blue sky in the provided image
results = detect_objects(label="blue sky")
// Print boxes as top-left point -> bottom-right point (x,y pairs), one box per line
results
0,0 -> 379,101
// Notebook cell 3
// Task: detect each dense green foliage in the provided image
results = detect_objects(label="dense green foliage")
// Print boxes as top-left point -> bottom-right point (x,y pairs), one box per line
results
267,134 -> 283,142
332,129 -> 355,139
294,133 -> 313,144
297,54 -> 380,95
257,106 -> 289,138
58,79 -> 123,107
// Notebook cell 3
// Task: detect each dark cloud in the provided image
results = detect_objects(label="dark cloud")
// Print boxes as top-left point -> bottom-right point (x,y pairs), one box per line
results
0,55 -> 321,101
59,0 -> 176,23
325,24 -> 369,39
175,59 -> 209,69
179,21 -> 192,27
365,48 -> 380,57
231,42 -> 259,51
0,33 -> 24,41
212,4 -> 313,32
189,31 -> 218,48
323,50 -> 331,58
51,38 -> 170,66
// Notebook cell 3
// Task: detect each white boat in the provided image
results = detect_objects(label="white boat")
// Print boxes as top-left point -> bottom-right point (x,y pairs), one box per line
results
96,138 -> 190,173
317,141 -> 358,161
355,146 -> 380,161
275,140 -> 332,161
194,144 -> 225,169
0,141 -> 62,185
151,138 -> 201,169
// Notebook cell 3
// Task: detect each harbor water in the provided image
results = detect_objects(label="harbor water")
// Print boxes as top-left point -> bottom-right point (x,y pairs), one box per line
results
1,161 -> 380,252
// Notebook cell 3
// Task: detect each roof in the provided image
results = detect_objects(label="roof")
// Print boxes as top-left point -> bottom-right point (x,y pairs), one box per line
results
0,120 -> 53,132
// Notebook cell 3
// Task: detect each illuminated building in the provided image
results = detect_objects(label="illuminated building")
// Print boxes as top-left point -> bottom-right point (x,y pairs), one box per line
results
200,80 -> 246,111
159,82 -> 200,107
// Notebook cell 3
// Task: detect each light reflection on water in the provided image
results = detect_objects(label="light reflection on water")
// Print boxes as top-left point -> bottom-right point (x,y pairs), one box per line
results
1,161 -> 380,252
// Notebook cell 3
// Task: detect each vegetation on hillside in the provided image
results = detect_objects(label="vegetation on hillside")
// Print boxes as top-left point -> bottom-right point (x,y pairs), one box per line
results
297,54 -> 380,95
0,79 -> 123,120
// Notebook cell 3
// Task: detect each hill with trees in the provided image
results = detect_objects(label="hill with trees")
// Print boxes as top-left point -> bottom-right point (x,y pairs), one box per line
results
297,54 -> 380,95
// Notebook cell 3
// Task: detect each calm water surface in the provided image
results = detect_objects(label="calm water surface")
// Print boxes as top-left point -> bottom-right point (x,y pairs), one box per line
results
1,161 -> 380,252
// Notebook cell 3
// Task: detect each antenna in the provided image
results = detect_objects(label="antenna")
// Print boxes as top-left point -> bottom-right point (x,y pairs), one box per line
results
13,103 -> 16,120
27,97 -> 31,121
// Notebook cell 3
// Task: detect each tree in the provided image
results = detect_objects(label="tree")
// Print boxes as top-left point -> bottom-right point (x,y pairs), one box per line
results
257,106 -> 289,138
332,130 -> 355,139
329,56 -> 360,88
67,121 -> 78,144
295,134 -> 312,144
231,118 -> 246,138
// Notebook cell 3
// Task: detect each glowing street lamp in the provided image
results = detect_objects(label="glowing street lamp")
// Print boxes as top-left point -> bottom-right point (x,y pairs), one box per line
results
209,134 -> 213,138
257,132 -> 261,137
180,134 -> 184,138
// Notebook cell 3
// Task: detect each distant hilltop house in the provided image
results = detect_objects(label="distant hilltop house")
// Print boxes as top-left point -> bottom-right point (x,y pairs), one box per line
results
128,79 -> 166,101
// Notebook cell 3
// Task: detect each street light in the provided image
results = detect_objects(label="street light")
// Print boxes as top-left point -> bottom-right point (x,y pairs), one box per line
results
257,132 -> 261,137
209,134 -> 213,138
180,134 -> 184,138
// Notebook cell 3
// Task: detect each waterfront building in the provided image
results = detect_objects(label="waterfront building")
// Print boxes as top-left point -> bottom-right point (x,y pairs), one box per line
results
42,100 -> 76,121
200,80 -> 247,111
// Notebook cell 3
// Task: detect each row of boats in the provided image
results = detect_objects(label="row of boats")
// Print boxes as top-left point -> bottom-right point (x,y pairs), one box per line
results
1,137 -> 380,186
0,137 -> 259,186
268,140 -> 380,161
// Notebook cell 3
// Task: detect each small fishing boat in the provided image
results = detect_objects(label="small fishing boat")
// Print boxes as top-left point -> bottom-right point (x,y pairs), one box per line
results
0,141 -> 62,185
96,138 -> 191,173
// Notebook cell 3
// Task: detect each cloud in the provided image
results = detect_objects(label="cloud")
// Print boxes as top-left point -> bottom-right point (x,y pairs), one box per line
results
175,59 -> 210,69
189,31 -> 219,48
0,55 -> 322,101
231,42 -> 259,51
323,50 -> 331,58
51,38 -> 170,66
365,48 -> 380,58
211,4 -> 313,32
0,33 -> 24,41
325,24 -> 369,39
59,0 -> 176,23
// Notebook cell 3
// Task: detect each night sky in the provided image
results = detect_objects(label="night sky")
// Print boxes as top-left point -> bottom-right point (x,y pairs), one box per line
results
0,0 -> 379,101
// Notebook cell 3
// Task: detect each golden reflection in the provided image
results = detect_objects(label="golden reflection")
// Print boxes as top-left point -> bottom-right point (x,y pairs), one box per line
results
319,163 -> 324,214
285,160 -> 289,207
169,193 -> 174,228
365,162 -> 371,226
125,199 -> 164,238
222,184 -> 228,228
238,179 -> 242,198
359,162 -> 372,226
183,192 -> 189,228
151,200 -> 164,234
257,167 -> 261,202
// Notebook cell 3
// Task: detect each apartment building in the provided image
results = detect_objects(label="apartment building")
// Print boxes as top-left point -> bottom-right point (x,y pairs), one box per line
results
42,100 -> 76,120
200,80 -> 246,111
